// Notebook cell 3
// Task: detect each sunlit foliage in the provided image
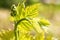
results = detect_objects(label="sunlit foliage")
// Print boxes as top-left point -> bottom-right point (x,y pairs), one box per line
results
0,0 -> 56,40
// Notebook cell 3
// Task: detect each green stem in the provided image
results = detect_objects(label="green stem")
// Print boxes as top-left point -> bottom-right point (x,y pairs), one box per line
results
14,22 -> 18,40
14,18 -> 30,40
